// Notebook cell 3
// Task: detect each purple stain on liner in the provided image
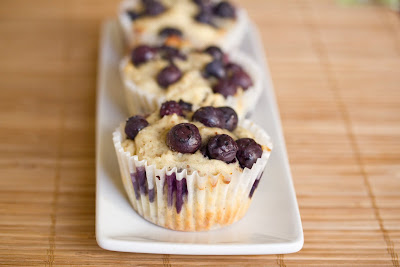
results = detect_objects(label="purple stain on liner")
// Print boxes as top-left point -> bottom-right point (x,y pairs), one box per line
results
130,172 -> 140,200
136,166 -> 148,195
165,173 -> 188,213
166,173 -> 176,207
249,172 -> 264,198
176,178 -> 188,214
148,188 -> 155,203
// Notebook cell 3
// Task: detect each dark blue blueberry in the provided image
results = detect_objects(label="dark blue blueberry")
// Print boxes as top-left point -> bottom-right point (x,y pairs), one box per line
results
230,70 -> 253,90
167,123 -> 202,154
178,100 -> 192,111
159,27 -> 183,37
144,0 -> 166,16
236,138 -> 263,169
158,45 -> 187,61
213,1 -> 236,18
225,62 -> 243,75
125,115 -> 149,140
204,46 -> 224,61
200,145 -> 208,158
204,60 -> 225,79
160,100 -> 184,117
194,11 -> 214,26
156,64 -> 182,88
192,106 -> 224,128
193,0 -> 213,10
218,106 -> 238,131
207,134 -> 238,163
212,78 -> 237,98
131,45 -> 157,66
126,10 -> 141,20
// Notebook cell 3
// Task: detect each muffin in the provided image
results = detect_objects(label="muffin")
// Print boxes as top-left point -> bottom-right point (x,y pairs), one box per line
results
120,44 -> 262,117
118,0 -> 247,50
113,101 -> 272,231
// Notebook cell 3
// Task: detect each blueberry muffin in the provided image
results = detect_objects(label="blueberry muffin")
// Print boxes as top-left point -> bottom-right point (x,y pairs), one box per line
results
119,0 -> 247,50
113,101 -> 272,231
120,44 -> 262,117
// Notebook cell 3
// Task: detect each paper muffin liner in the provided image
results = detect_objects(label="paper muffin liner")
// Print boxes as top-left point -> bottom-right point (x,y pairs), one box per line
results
120,50 -> 263,117
118,0 -> 248,51
112,119 -> 272,231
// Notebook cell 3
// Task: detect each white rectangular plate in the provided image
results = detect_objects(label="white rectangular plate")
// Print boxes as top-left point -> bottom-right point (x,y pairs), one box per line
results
96,19 -> 303,255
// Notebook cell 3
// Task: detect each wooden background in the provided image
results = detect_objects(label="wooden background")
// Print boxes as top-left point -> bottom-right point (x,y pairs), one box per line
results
1,0 -> 399,265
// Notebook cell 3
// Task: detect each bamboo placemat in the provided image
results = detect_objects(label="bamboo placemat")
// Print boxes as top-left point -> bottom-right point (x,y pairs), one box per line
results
0,0 -> 399,265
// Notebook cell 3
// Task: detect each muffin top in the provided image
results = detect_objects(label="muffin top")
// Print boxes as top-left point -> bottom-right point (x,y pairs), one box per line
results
122,0 -> 238,48
123,44 -> 254,109
121,101 -> 271,177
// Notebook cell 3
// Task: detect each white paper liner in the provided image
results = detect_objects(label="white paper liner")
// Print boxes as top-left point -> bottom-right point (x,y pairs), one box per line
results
120,50 -> 263,117
113,119 -> 272,231
118,0 -> 248,51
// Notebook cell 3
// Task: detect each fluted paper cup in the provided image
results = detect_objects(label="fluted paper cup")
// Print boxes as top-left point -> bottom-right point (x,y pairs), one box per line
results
118,0 -> 248,51
120,50 -> 263,117
113,119 -> 272,231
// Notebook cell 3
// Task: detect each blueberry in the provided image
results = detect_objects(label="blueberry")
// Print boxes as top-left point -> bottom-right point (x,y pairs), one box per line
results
204,46 -> 224,61
193,0 -> 213,10
159,27 -> 183,38
230,70 -> 253,90
212,78 -> 237,98
204,60 -> 225,79
160,101 -> 184,117
218,107 -> 238,131
167,123 -> 202,153
125,115 -> 149,140
207,134 -> 238,163
192,106 -> 224,128
178,100 -> 192,111
213,1 -> 236,18
200,145 -> 208,158
236,138 -> 263,169
158,45 -> 187,61
144,0 -> 166,16
126,10 -> 141,20
157,65 -> 182,88
131,45 -> 157,66
194,11 -> 214,26
225,63 -> 243,75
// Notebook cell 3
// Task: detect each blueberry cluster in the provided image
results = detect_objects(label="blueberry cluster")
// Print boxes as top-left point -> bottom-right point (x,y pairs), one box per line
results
166,119 -> 262,169
193,0 -> 236,27
202,46 -> 253,98
126,0 -> 167,21
131,44 -> 187,88
124,101 -> 262,169
131,45 -> 186,66
131,44 -> 252,94
190,105 -> 262,169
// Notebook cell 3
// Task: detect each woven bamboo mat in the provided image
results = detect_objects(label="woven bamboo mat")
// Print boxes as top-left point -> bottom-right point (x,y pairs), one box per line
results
0,0 -> 399,265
